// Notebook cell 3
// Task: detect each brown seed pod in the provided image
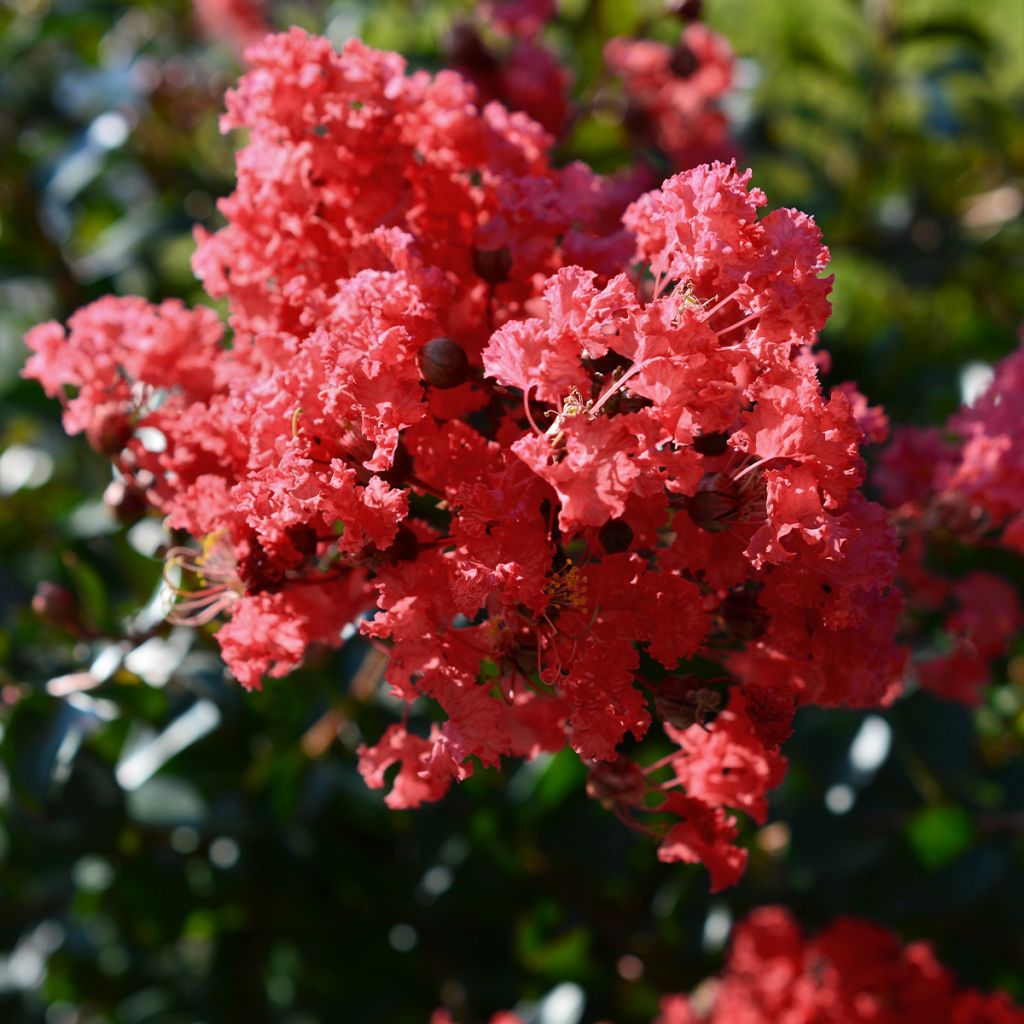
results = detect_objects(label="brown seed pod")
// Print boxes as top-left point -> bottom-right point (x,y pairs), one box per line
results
599,518 -> 634,553
103,479 -> 148,526
666,0 -> 703,21
32,581 -> 81,633
446,21 -> 496,75
87,410 -> 134,456
378,524 -> 420,564
743,683 -> 796,748
238,538 -> 286,595
623,100 -> 655,141
718,588 -> 769,643
684,486 -> 740,532
586,759 -> 648,806
286,524 -> 320,559
472,245 -> 513,284
418,337 -> 469,390
669,43 -> 699,79
653,675 -> 723,730
692,431 -> 729,456
380,441 -> 413,487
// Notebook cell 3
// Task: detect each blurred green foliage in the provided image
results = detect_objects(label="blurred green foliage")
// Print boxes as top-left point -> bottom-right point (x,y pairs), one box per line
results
1,0 -> 1023,1021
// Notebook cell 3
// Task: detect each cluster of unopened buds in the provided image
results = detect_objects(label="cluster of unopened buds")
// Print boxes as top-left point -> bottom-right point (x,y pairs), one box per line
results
22,20 -> 915,892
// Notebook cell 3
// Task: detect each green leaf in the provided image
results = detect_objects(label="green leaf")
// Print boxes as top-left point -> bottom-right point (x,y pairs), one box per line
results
61,551 -> 109,630
894,17 -> 993,54
906,805 -> 976,868
532,749 -> 587,811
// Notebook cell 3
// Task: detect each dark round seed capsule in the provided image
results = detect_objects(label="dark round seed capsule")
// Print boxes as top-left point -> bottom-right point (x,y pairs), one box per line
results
743,683 -> 795,747
586,350 -> 632,376
88,411 -> 134,456
238,538 -> 285,595
472,245 -> 513,284
446,21 -> 496,75
666,0 -> 703,21
379,524 -> 420,564
622,100 -> 654,140
381,441 -> 413,486
669,43 -> 699,79
103,479 -> 148,526
286,523 -> 319,558
418,337 -> 469,390
684,487 -> 739,532
692,431 -> 729,456
719,589 -> 770,642
654,675 -> 722,729
599,518 -> 634,553
32,581 -> 80,632
586,759 -> 647,806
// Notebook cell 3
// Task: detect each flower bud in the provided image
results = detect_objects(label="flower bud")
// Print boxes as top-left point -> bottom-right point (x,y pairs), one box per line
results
380,441 -> 413,487
654,675 -> 722,729
586,759 -> 647,806
669,43 -> 699,79
744,684 -> 795,748
87,410 -> 133,456
692,431 -> 729,456
718,588 -> 769,642
103,479 -> 148,526
623,100 -> 654,140
586,349 -> 631,377
238,539 -> 285,595
379,524 -> 419,564
666,0 -> 703,20
446,21 -> 496,75
684,482 -> 740,532
286,524 -> 319,559
418,337 -> 469,390
472,245 -> 513,284
599,518 -> 634,553
32,582 -> 80,633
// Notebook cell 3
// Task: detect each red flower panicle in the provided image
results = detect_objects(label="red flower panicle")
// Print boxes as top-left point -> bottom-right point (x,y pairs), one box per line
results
654,907 -> 1024,1024
433,907 -> 1023,1023
605,22 -> 736,169
23,30 -> 904,889
447,2 -> 570,138
875,333 -> 1024,705
193,0 -> 269,55
943,338 -> 1024,550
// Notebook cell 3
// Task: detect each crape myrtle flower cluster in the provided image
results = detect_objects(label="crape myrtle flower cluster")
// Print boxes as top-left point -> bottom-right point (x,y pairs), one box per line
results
652,907 -> 1024,1023
875,335 -> 1024,705
194,0 -> 269,55
445,0 -> 572,137
434,907 -> 1024,1024
604,19 -> 735,171
446,0 -> 736,172
23,28 -> 904,890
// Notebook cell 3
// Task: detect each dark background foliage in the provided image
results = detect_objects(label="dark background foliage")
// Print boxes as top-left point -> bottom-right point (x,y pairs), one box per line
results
1,1 -> 1022,1021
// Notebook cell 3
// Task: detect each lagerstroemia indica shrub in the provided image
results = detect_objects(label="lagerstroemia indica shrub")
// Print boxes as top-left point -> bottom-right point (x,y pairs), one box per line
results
18,16 -> 1020,917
